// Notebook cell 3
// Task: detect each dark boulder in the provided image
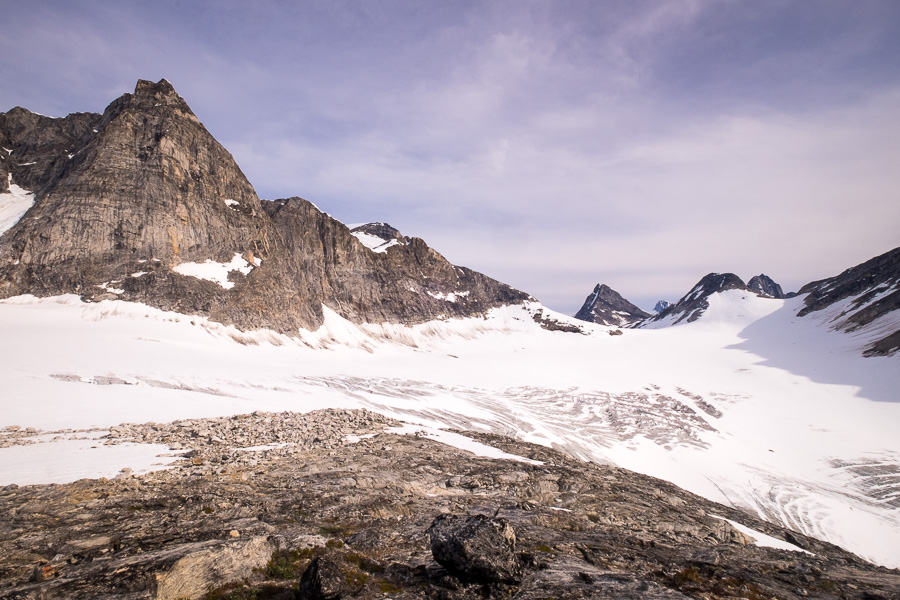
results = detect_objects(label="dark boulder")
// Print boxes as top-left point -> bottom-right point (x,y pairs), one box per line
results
428,513 -> 522,584
299,556 -> 348,600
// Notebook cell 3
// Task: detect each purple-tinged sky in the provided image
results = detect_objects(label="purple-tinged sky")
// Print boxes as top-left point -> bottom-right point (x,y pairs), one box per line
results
2,1 -> 899,313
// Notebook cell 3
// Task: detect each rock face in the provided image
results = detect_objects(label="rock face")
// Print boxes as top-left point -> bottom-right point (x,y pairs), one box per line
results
797,246 -> 900,356
573,284 -> 651,327
747,273 -> 785,298
428,514 -> 522,584
0,79 -> 530,334
645,273 -> 749,325
1,409 -> 898,599
653,300 -> 670,314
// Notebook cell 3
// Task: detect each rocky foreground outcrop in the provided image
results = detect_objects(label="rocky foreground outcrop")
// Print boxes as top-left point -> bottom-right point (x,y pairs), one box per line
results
1,409 -> 898,599
0,79 -> 530,334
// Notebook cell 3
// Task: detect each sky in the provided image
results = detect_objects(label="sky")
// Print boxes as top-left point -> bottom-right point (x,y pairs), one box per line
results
2,1 -> 899,314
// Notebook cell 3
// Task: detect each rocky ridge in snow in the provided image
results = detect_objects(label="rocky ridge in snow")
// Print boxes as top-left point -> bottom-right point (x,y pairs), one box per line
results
747,274 -> 785,299
573,283 -> 651,327
643,273 -> 751,327
796,246 -> 900,356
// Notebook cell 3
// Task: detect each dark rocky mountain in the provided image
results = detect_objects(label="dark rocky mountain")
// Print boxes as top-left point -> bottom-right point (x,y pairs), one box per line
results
2,408 -> 897,599
0,80 -> 530,334
797,246 -> 900,356
573,284 -> 650,327
747,274 -> 785,299
644,273 -> 749,326
653,300 -> 670,314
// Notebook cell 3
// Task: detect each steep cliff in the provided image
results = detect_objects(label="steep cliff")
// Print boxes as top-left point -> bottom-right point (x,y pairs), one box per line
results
0,79 -> 530,334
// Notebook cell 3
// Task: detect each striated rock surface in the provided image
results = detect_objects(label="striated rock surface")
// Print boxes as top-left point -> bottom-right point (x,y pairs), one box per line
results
0,409 -> 898,599
574,284 -> 651,327
0,79 -> 531,334
263,198 -> 530,327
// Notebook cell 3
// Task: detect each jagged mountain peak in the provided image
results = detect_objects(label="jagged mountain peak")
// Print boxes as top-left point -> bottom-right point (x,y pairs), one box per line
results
0,79 -> 532,334
653,300 -> 670,314
748,273 -> 785,299
573,283 -> 650,327
120,78 -> 196,118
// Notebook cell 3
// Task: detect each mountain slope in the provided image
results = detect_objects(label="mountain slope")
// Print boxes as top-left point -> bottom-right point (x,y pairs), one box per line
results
796,246 -> 900,356
642,272 -> 750,327
0,80 -> 530,333
573,283 -> 650,326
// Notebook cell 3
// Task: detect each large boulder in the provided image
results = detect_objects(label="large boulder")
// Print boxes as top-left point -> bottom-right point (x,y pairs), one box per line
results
428,513 -> 522,584
298,556 -> 348,600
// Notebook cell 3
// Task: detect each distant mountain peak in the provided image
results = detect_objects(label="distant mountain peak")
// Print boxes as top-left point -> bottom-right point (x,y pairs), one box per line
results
747,274 -> 784,299
653,300 -> 670,314
645,273 -> 747,326
573,283 -> 650,327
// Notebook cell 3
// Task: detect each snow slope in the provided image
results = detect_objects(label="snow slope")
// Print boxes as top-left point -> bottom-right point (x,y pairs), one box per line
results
0,291 -> 898,568
0,176 -> 35,236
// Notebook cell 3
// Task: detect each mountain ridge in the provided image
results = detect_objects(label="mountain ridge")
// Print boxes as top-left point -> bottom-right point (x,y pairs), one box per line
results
0,79 -> 530,334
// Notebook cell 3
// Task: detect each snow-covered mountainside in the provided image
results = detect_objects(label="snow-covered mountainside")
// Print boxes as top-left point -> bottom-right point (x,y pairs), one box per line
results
796,246 -> 900,357
0,175 -> 35,236
643,273 -> 752,327
1,285 -> 898,569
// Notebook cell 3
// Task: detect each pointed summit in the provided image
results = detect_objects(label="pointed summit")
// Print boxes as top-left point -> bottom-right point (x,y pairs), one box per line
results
128,78 -> 196,116
748,274 -> 784,299
0,80 -> 531,333
574,283 -> 650,326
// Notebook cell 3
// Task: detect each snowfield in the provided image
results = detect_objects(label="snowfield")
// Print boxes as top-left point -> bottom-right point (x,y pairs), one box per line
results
0,290 -> 898,568
0,175 -> 36,236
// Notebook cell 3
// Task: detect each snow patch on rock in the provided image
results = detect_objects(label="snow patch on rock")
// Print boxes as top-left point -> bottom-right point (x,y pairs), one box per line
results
173,253 -> 257,290
0,175 -> 36,237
